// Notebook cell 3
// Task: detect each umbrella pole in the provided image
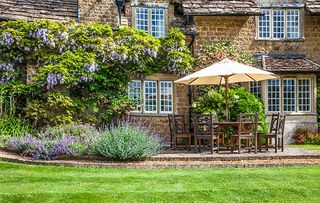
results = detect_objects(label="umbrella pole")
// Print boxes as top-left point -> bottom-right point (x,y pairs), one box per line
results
225,76 -> 229,121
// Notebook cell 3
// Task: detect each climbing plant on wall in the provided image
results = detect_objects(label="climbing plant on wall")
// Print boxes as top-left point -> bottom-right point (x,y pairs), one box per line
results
0,20 -> 193,127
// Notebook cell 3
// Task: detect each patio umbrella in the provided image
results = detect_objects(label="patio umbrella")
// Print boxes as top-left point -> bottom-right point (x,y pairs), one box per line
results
174,58 -> 278,120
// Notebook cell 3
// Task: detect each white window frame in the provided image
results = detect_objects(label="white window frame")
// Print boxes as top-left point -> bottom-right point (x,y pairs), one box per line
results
144,80 -> 157,113
266,78 -> 313,113
298,78 -> 311,112
257,9 -> 301,40
134,7 -> 166,38
129,80 -> 174,114
267,79 -> 281,112
249,81 -> 262,98
282,78 -> 296,112
159,81 -> 173,113
128,80 -> 142,113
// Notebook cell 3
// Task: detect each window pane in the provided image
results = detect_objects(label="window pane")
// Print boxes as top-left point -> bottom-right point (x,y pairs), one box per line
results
160,81 -> 173,113
128,80 -> 142,112
268,79 -> 280,112
273,10 -> 285,39
135,8 -> 149,33
151,9 -> 165,38
298,79 -> 311,112
283,79 -> 296,112
287,10 -> 300,39
249,81 -> 262,98
258,10 -> 271,39
144,81 -> 157,113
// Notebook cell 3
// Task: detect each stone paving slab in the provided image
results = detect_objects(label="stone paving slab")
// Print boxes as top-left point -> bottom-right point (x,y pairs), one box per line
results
0,147 -> 320,169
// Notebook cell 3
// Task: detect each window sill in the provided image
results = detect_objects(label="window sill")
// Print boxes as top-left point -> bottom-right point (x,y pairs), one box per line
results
130,113 -> 171,117
255,38 -> 305,42
266,112 -> 316,116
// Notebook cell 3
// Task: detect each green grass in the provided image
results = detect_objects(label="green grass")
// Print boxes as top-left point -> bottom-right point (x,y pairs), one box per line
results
288,144 -> 320,150
0,161 -> 320,203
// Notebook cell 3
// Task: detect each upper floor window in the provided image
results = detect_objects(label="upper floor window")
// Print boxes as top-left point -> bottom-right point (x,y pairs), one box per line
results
257,9 -> 301,40
134,7 -> 165,38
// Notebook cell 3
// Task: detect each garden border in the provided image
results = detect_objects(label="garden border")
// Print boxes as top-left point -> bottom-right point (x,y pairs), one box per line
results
1,149 -> 320,169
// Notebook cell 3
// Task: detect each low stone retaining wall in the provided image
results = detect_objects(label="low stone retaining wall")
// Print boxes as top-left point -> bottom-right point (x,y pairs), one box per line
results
1,148 -> 320,169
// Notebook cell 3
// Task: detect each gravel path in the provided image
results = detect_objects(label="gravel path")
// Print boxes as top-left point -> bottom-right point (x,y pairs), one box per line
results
0,146 -> 320,169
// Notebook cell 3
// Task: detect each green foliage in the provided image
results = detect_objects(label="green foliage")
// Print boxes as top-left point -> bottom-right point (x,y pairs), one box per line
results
193,86 -> 267,132
0,116 -> 31,145
0,20 -> 193,128
94,122 -> 161,160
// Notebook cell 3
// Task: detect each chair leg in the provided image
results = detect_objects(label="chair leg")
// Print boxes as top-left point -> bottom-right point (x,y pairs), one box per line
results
281,136 -> 284,152
255,138 -> 257,154
210,139 -> 213,154
275,137 -> 278,153
258,137 -> 261,152
188,137 -> 191,151
238,138 -> 241,154
265,138 -> 269,151
195,139 -> 198,153
174,137 -> 177,150
217,137 -> 219,154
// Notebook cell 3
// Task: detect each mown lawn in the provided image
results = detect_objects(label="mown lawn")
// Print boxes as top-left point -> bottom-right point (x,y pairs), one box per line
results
288,144 -> 320,151
0,161 -> 320,203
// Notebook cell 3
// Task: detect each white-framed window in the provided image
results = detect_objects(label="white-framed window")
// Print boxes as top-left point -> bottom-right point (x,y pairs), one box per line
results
160,81 -> 173,113
249,81 -> 262,98
273,10 -> 285,39
128,80 -> 173,114
134,7 -> 165,37
267,79 -> 281,112
267,78 -> 312,113
258,9 -> 271,39
135,8 -> 149,33
287,10 -> 300,39
283,79 -> 296,112
298,79 -> 311,112
144,81 -> 157,113
257,9 -> 300,40
128,80 -> 142,112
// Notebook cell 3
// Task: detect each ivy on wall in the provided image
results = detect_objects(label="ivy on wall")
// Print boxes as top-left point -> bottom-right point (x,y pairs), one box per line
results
0,20 -> 194,127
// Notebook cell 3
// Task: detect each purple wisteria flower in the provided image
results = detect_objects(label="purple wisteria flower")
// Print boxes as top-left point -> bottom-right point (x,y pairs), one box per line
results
1,32 -> 14,48
46,72 -> 64,90
84,61 -> 99,73
29,28 -> 56,48
0,63 -> 15,84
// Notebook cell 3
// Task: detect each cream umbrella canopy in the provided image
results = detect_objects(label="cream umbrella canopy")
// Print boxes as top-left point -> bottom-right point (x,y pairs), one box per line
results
175,58 -> 278,120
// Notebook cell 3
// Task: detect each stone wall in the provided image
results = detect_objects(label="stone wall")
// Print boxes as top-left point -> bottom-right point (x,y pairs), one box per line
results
193,12 -> 320,63
78,0 -> 118,26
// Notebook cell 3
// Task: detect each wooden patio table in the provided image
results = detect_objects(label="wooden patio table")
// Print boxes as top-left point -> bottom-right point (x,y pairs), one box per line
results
213,121 -> 260,151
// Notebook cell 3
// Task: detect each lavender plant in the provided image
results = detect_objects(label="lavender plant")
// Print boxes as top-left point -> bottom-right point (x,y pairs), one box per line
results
94,122 -> 161,160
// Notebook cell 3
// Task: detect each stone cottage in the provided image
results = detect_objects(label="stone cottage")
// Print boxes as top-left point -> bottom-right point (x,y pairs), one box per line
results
1,0 -> 320,143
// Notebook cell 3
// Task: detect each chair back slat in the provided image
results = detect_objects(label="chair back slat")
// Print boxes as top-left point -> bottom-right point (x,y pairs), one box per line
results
193,114 -> 213,137
238,113 -> 258,136
278,114 -> 286,137
269,113 -> 280,134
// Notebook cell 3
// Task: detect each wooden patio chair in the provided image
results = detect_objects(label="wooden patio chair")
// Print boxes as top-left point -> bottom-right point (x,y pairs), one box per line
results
231,113 -> 258,154
168,114 -> 192,150
193,114 -> 219,154
258,114 -> 285,153
258,113 -> 280,152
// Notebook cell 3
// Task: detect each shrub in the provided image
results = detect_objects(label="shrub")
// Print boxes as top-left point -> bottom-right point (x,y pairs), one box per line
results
193,86 -> 267,133
0,116 -> 31,145
94,123 -> 161,160
6,135 -> 86,160
294,127 -> 320,145
43,123 -> 99,145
